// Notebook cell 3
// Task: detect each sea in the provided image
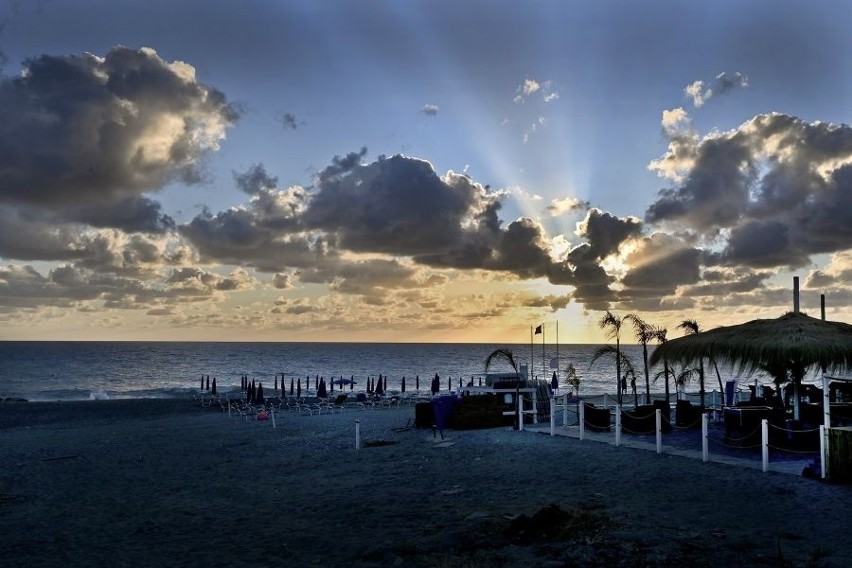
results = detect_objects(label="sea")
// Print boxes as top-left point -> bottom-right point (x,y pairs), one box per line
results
0,341 -> 785,402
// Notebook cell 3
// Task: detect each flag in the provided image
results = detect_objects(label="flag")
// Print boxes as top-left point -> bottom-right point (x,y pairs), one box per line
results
534,324 -> 542,335
549,357 -> 559,369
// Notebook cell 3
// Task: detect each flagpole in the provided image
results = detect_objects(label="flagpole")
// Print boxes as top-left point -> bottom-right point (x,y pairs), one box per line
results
530,326 -> 534,382
542,324 -> 546,381
556,321 -> 559,383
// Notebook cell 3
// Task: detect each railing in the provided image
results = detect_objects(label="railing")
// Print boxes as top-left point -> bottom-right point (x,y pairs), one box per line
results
545,398 -> 828,478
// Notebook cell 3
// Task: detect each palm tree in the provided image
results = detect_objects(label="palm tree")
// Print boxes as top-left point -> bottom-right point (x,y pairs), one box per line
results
485,348 -> 522,429
678,319 -> 707,407
598,311 -> 625,404
564,362 -> 580,396
590,344 -> 636,407
653,326 -> 672,404
626,314 -> 655,404
672,365 -> 700,400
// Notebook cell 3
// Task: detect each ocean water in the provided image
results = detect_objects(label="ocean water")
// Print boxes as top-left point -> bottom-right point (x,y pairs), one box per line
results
0,341 -> 788,402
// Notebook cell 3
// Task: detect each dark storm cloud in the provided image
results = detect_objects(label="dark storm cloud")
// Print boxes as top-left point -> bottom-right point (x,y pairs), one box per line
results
68,197 -> 176,233
305,154 -> 502,257
234,163 -> 278,195
0,46 -> 237,212
316,146 -> 368,184
576,208 -> 643,259
617,233 -> 701,311
180,152 -> 654,309
647,112 -> 852,269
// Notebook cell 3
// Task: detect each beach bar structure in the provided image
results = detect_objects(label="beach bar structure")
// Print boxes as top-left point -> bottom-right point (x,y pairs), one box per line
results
463,368 -> 542,427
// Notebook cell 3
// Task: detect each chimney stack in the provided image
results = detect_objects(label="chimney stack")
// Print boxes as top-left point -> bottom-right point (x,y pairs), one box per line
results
793,276 -> 800,313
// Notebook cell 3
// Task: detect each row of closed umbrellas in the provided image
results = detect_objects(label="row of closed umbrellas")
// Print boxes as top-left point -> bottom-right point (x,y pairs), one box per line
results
199,372 -> 489,401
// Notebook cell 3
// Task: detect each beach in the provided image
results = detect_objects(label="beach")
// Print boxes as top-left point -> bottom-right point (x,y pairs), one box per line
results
2,399 -> 851,567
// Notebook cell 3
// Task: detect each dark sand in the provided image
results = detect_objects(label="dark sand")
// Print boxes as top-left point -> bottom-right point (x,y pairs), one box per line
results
2,399 -> 851,567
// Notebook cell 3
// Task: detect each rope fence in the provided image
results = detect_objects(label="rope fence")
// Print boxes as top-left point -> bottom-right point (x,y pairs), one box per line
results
544,398 -> 829,477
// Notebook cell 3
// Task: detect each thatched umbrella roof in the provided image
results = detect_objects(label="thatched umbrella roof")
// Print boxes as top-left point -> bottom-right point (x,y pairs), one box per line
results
650,311 -> 852,378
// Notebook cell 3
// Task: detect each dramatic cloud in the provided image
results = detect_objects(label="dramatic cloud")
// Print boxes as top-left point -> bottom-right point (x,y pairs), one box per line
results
647,112 -> 852,269
178,152 -> 655,311
0,46 -> 237,212
234,163 -> 278,195
684,71 -> 748,107
617,233 -> 702,310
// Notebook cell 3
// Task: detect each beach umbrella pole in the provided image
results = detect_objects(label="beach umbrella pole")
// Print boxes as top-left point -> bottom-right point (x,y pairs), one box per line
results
579,403 -> 585,441
354,419 -> 361,450
702,413 -> 709,462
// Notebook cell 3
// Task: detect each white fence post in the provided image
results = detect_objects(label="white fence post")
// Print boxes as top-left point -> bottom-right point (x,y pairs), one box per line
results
761,418 -> 769,472
579,403 -> 585,441
656,409 -> 662,454
550,397 -> 555,436
702,412 -> 709,462
355,419 -> 361,450
615,404 -> 622,447
820,425 -> 828,480
532,390 -> 538,424
563,393 -> 568,426
271,406 -> 276,428
518,394 -> 524,432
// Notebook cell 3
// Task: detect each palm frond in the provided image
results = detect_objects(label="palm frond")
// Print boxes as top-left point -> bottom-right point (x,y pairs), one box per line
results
485,348 -> 519,375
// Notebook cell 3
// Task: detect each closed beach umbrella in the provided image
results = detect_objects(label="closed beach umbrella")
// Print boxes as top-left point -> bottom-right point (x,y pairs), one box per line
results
206,375 -> 210,391
375,376 -> 384,395
431,374 -> 440,395
317,378 -> 327,398
447,377 -> 451,391
200,375 -> 204,391
212,377 -> 217,395
330,376 -> 335,393
401,377 -> 406,393
416,375 -> 420,390
551,371 -> 558,390
274,375 -> 278,391
384,375 -> 388,392
297,378 -> 302,398
257,383 -> 264,404
290,378 -> 294,396
351,375 -> 355,391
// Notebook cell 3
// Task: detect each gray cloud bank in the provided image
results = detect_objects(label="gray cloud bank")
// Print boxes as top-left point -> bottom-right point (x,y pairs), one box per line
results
1,47 -> 851,326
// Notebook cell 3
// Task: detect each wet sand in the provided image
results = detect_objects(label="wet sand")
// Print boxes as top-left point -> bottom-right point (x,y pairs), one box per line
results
1,398 -> 851,567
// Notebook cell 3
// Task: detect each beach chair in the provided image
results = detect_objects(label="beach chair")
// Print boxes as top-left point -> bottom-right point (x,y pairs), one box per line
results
299,401 -> 324,416
355,392 -> 375,410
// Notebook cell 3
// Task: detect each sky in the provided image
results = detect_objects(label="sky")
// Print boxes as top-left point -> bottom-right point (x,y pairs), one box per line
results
1,0 -> 851,344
